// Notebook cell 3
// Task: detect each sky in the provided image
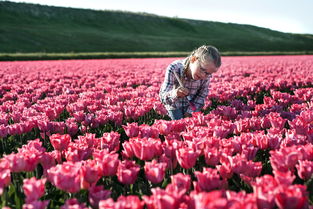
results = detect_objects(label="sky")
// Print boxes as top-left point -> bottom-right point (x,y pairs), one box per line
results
7,0 -> 313,34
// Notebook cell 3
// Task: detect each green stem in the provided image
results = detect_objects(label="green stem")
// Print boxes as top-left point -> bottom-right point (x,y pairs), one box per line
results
130,184 -> 134,195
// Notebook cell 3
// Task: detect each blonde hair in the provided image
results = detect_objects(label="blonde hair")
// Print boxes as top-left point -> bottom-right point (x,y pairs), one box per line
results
184,45 -> 221,72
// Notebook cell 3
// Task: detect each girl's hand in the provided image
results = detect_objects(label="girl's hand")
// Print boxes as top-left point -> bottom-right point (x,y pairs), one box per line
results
176,87 -> 189,98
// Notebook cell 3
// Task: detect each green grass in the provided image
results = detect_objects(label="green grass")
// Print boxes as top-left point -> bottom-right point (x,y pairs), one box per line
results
1,51 -> 313,61
1,1 -> 313,58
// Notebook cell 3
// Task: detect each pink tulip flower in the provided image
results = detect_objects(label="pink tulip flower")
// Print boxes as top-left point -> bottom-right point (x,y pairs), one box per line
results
89,185 -> 111,209
22,200 -> 50,209
194,168 -> 226,192
128,137 -> 162,161
117,160 -> 140,185
49,133 -> 71,151
170,173 -> 191,193
176,147 -> 199,169
275,185 -> 308,209
80,159 -> 102,189
0,168 -> 10,196
123,122 -> 140,138
144,160 -> 167,184
99,195 -> 143,209
99,131 -> 120,152
296,160 -> 313,181
60,198 -> 89,209
47,161 -> 81,193
23,177 -> 46,203
143,188 -> 178,209
93,149 -> 119,177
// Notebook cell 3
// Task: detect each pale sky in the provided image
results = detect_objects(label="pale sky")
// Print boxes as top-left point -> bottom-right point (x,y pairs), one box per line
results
7,0 -> 313,34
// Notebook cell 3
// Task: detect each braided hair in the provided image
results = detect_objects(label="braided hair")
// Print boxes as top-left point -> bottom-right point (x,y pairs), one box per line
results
183,45 -> 221,75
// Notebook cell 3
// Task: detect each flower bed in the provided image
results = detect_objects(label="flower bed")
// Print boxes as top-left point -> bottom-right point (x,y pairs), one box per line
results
0,56 -> 313,208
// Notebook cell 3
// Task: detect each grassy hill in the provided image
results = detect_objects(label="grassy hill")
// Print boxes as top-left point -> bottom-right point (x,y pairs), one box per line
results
1,1 -> 313,55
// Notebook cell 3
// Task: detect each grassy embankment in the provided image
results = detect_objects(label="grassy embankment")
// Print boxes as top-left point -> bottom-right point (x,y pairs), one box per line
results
0,1 -> 313,61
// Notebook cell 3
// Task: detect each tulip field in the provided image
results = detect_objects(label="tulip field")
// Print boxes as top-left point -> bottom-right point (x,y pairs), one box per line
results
0,55 -> 313,208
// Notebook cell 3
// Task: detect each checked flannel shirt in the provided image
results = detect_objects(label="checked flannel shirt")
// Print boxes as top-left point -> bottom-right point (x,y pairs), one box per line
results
159,59 -> 211,114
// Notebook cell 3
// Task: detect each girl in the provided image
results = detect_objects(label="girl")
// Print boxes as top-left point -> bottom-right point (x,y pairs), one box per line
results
159,45 -> 221,120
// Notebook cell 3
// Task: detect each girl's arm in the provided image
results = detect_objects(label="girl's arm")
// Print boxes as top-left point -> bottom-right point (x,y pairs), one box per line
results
186,77 -> 211,114
159,63 -> 180,107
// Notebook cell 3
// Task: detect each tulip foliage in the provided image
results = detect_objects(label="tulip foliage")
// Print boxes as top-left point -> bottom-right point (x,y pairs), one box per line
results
0,55 -> 313,208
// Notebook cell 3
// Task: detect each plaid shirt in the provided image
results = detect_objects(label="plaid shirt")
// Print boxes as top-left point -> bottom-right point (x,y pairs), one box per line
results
159,59 -> 211,113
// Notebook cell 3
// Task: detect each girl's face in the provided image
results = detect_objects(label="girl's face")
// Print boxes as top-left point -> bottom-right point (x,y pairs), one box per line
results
189,56 -> 218,80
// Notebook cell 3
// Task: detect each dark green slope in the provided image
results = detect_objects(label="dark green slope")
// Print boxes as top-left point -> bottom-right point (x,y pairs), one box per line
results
1,1 -> 313,53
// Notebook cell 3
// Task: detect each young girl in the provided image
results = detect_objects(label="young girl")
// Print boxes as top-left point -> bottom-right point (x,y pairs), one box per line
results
159,45 -> 221,120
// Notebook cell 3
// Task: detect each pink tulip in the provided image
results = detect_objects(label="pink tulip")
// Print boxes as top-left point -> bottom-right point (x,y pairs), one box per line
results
80,159 -> 102,189
73,111 -> 85,123
225,191 -> 257,209
194,168 -> 226,192
99,195 -> 143,209
153,120 -> 173,136
65,143 -> 93,162
192,191 -> 230,209
0,124 -> 8,138
22,200 -> 50,209
267,112 -> 286,130
216,162 -> 233,179
89,185 -> 111,209
65,121 -> 79,136
252,175 -> 279,209
116,195 -> 144,209
99,131 -> 120,152
213,122 -> 234,138
49,133 -> 71,151
123,122 -> 140,138
93,149 -> 119,176
163,139 -> 182,160
153,102 -> 168,115
108,111 -> 123,126
6,152 -> 39,173
23,177 -> 46,203
275,185 -> 308,209
267,133 -> 282,150
241,146 -> 259,161
0,168 -> 11,196
296,160 -> 313,181
128,137 -> 162,161
170,120 -> 187,132
300,143 -> 313,161
60,198 -> 89,209
37,120 -> 53,132
138,124 -> 159,138
170,173 -> 191,193
159,153 -> 178,170
270,148 -> 300,172
144,160 -> 167,184
39,151 -> 58,175
282,129 -> 308,147
76,133 -> 97,148
217,154 -> 235,178
143,188 -> 178,209
176,147 -> 199,169
47,162 -> 81,193
117,160 -> 140,185
204,146 -> 220,166
273,170 -> 295,186
121,141 -> 134,159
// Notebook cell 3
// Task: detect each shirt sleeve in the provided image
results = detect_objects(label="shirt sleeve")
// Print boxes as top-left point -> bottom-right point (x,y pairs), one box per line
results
159,63 -> 179,107
186,76 -> 211,114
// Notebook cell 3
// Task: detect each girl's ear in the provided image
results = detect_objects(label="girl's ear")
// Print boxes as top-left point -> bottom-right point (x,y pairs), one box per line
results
190,56 -> 197,63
